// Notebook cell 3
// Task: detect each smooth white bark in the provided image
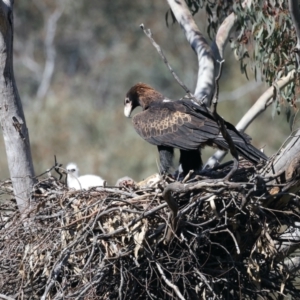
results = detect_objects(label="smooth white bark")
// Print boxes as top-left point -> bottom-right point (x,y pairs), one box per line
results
166,0 -> 215,105
0,0 -> 35,214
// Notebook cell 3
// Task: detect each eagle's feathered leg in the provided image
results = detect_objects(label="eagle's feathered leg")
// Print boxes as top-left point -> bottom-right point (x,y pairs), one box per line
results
157,146 -> 174,174
179,149 -> 203,175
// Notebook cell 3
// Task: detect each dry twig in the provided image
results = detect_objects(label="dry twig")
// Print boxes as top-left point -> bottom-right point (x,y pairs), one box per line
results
1,160 -> 300,299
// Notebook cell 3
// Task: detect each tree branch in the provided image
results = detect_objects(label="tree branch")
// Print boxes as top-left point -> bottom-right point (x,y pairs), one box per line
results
41,249 -> 71,300
166,0 -> 215,106
236,70 -> 296,132
14,40 -> 42,77
284,256 -> 300,274
162,183 -> 179,243
0,294 -> 15,300
155,262 -> 186,300
277,221 -> 300,258
212,60 -> 239,179
206,70 -> 295,167
265,127 -> 300,177
212,0 -> 252,60
140,24 -> 190,94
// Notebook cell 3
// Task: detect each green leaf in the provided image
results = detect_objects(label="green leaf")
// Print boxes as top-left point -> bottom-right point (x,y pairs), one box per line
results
266,17 -> 276,39
276,70 -> 283,79
256,26 -> 264,40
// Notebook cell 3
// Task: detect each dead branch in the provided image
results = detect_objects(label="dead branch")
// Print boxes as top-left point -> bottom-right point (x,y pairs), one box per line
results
140,24 -> 190,94
0,294 -> 15,300
211,60 -> 239,179
155,262 -> 186,300
41,250 -> 71,300
1,161 -> 300,299
162,184 -> 179,243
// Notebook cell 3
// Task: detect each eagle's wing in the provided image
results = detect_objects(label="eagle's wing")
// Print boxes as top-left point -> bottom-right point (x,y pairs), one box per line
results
132,101 -> 222,151
182,100 -> 268,162
131,100 -> 268,164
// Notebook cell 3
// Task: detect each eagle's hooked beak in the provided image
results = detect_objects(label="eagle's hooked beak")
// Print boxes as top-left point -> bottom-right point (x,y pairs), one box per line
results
124,97 -> 132,118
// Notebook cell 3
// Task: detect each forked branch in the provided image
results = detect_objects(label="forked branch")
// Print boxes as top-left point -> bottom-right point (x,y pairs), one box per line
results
166,0 -> 215,105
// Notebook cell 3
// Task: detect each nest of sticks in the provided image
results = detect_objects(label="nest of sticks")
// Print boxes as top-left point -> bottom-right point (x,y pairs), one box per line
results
1,159 -> 300,300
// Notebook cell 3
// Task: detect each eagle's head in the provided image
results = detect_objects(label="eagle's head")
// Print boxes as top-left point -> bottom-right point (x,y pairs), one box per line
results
124,83 -> 164,117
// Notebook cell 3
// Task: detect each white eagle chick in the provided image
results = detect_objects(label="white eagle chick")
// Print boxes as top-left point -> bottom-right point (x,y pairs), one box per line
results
66,163 -> 106,190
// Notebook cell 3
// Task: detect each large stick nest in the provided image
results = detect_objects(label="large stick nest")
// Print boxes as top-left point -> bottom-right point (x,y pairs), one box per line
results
1,160 -> 300,299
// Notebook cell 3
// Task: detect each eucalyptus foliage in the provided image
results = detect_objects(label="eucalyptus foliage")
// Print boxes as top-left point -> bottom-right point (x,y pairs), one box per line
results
177,0 -> 299,118
233,0 -> 297,117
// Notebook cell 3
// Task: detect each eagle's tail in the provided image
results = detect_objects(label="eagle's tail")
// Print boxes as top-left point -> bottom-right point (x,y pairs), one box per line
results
233,140 -> 267,164
214,121 -> 268,164
214,137 -> 267,164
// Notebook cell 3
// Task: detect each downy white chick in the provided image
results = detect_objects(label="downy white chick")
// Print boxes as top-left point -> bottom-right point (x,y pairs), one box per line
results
66,163 -> 106,190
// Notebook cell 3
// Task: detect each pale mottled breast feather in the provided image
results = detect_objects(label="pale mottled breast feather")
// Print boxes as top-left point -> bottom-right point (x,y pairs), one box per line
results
132,106 -> 192,139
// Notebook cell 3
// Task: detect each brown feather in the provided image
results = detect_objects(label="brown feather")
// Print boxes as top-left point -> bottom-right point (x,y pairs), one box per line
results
124,83 -> 267,174
126,83 -> 164,109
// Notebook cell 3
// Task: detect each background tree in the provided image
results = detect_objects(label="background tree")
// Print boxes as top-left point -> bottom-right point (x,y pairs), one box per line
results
0,0 -> 35,215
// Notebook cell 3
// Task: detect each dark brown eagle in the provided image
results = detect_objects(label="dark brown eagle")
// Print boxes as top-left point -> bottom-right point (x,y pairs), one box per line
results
124,83 -> 267,175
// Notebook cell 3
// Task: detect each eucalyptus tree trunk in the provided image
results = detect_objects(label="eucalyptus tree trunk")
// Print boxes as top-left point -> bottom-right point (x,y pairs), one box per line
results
0,1 -> 35,215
